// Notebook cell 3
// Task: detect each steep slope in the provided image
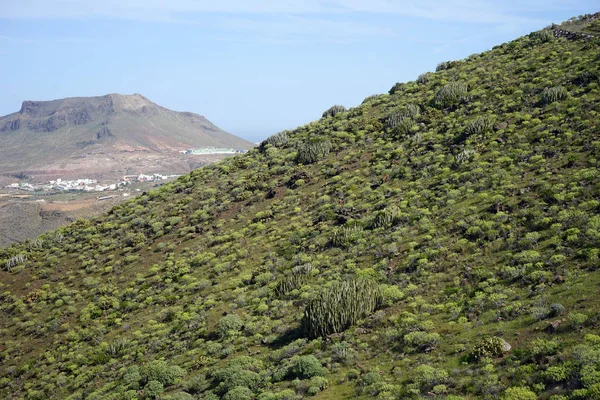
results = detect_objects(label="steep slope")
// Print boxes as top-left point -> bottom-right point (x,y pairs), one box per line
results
1,22 -> 600,400
0,93 -> 253,181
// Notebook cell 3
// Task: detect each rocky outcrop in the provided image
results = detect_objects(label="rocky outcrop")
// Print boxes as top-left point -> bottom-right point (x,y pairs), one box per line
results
551,12 -> 600,40
96,126 -> 113,140
0,119 -> 20,132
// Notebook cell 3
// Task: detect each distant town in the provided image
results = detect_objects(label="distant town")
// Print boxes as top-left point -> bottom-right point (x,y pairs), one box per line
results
3,173 -> 181,193
1,147 -> 248,194
180,147 -> 248,155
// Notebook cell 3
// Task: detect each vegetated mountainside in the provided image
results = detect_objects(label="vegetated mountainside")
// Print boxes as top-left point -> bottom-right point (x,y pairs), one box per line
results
1,21 -> 600,400
0,93 -> 253,181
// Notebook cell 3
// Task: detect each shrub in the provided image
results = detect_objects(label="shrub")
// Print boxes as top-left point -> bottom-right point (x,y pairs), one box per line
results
215,314 -> 244,338
223,386 -> 254,400
434,82 -> 468,108
140,360 -> 185,386
297,139 -> 332,164
289,355 -> 327,379
301,278 -> 382,338
404,331 -> 441,353
569,312 -> 588,329
501,387 -> 537,400
540,86 -> 567,105
359,370 -> 381,386
412,365 -> 448,391
142,380 -> 164,399
472,337 -> 510,360
322,105 -> 346,118
543,364 -> 571,383
212,358 -> 262,393
163,393 -> 194,400
548,303 -> 565,318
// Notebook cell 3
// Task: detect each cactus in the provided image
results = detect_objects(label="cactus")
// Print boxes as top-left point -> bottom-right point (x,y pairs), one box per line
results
322,105 -> 346,118
572,70 -> 599,86
436,61 -> 457,71
4,254 -> 27,272
362,94 -> 381,104
464,116 -> 494,138
371,208 -> 398,229
297,139 -> 332,164
540,86 -> 567,105
529,29 -> 554,44
292,263 -> 315,275
433,82 -> 468,108
26,238 -> 44,251
276,263 -> 315,296
331,224 -> 364,248
301,278 -> 383,338
276,274 -> 310,297
455,148 -> 476,164
260,131 -> 290,152
417,73 -> 432,84
405,104 -> 421,119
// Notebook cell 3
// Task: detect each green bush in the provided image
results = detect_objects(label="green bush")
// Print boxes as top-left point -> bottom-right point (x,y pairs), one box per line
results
331,224 -> 364,248
472,337 -> 510,360
548,303 -> 565,317
215,314 -> 244,338
301,278 -> 382,338
404,331 -> 441,353
289,355 -> 327,379
501,386 -> 537,400
223,386 -> 254,400
163,393 -> 194,400
142,380 -> 164,399
140,360 -> 185,386
412,365 -> 449,391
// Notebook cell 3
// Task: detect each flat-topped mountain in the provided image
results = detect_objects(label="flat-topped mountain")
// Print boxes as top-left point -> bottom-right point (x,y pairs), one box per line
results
0,94 -> 253,181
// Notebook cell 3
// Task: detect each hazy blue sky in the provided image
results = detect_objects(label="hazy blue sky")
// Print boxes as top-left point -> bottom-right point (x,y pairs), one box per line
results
0,1 -> 596,141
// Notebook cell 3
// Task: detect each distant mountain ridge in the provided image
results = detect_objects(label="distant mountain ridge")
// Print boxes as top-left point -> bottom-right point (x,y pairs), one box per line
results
0,93 -> 253,180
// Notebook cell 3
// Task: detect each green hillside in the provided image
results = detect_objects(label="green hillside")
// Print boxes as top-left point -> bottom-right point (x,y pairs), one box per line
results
1,19 -> 600,400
